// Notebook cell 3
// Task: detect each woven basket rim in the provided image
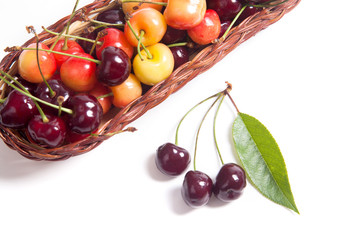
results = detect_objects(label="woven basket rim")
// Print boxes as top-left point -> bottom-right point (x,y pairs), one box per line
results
0,0 -> 301,160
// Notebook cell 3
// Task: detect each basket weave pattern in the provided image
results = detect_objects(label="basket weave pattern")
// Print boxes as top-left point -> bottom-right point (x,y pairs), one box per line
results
0,0 -> 301,160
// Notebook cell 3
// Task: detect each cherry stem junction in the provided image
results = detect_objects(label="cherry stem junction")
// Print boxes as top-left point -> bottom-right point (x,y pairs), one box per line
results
0,71 -> 73,115
125,20 -> 152,59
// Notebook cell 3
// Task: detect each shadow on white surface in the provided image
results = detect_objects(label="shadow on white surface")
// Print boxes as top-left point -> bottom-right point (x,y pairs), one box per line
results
0,142 -> 58,179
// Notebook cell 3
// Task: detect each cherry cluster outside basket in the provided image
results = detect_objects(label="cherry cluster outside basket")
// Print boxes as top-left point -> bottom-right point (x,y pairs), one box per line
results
0,0 -> 301,160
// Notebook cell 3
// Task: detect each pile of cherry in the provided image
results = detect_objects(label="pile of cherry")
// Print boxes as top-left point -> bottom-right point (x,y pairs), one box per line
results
0,0 -> 272,149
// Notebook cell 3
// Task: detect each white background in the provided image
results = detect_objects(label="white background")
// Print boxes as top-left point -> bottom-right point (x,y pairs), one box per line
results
1,0 -> 359,239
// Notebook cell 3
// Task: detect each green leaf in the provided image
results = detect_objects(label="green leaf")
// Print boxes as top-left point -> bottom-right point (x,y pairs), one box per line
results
232,113 -> 299,213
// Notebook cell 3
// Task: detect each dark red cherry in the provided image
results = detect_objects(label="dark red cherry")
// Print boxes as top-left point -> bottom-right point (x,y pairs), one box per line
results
34,78 -> 74,115
170,46 -> 190,70
156,143 -> 191,176
27,114 -> 67,148
161,26 -> 187,45
96,46 -> 131,87
181,171 -> 213,208
219,20 -> 231,37
66,93 -> 103,134
96,9 -> 125,26
213,163 -> 246,202
235,5 -> 262,25
13,77 -> 37,94
0,90 -> 38,129
77,30 -> 98,57
207,0 -> 243,21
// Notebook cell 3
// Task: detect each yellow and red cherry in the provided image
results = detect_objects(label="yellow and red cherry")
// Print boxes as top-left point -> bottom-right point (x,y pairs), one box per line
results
27,114 -> 67,148
96,28 -> 134,60
122,0 -> 166,15
110,73 -> 142,108
187,9 -> 221,45
18,43 -> 57,83
96,46 -> 131,87
89,82 -> 113,114
60,52 -> 98,92
124,8 -> 167,47
133,43 -> 174,86
52,39 -> 84,68
0,90 -> 38,129
164,0 -> 207,30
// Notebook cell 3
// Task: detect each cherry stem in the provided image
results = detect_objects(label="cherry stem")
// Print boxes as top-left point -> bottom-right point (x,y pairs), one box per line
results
121,0 -> 167,6
90,127 -> 137,137
175,92 -> 221,146
89,19 -> 125,28
63,0 -> 80,51
0,72 -> 49,122
0,71 -> 73,115
221,5 -> 247,40
225,89 -> 240,114
167,42 -> 189,48
29,27 -> 55,98
43,27 -> 101,45
125,20 -> 152,59
213,93 -> 226,166
252,0 -> 290,8
96,92 -> 113,99
193,94 -> 223,171
12,47 -> 101,64
0,98 -> 5,104
138,30 -> 145,61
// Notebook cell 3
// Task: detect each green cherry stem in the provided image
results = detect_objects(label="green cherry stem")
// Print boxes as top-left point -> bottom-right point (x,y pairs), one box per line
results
0,71 -> 73,115
193,94 -> 223,171
5,46 -> 101,65
175,92 -> 221,146
220,5 -> 247,40
89,19 -> 125,28
43,27 -> 101,45
63,0 -> 81,51
125,20 -> 152,59
213,93 -> 226,165
121,0 -> 167,6
167,42 -> 189,48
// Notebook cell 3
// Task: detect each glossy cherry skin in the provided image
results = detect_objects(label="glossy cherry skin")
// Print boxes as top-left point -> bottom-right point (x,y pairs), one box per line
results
18,43 -> 57,83
124,8 -> 167,47
219,20 -> 231,37
213,163 -> 246,202
52,39 -> 84,68
236,5 -> 262,25
110,73 -> 142,108
60,52 -> 97,92
96,9 -> 125,26
66,93 -> 103,134
161,26 -> 187,45
133,43 -> 174,86
27,114 -> 67,148
182,170 -> 213,207
0,90 -> 38,129
155,143 -> 191,176
13,77 -> 37,94
206,0 -> 242,21
34,78 -> 74,115
164,0 -> 207,30
96,46 -> 131,87
96,28 -> 134,59
187,9 -> 221,45
170,46 -> 189,70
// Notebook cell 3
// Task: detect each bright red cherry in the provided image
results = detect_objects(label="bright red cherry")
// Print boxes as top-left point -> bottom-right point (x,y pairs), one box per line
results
52,39 -> 84,68
60,52 -> 97,92
187,9 -> 221,45
96,28 -> 134,60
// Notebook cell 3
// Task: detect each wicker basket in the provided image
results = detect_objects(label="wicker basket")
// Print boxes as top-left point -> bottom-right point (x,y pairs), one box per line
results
0,0 -> 301,160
